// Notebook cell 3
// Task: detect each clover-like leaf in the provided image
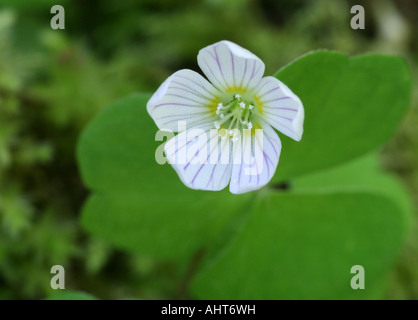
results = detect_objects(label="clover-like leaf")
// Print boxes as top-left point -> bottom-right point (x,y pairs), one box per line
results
78,93 -> 252,260
191,155 -> 411,299
273,51 -> 411,181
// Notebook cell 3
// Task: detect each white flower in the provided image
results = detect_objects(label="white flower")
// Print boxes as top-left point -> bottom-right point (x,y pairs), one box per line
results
147,40 -> 304,194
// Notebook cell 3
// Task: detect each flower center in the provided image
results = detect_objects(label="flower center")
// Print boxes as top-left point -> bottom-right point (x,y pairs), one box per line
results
214,94 -> 255,137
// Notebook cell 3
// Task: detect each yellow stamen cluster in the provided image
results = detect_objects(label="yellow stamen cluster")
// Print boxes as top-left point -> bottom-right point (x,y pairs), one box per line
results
214,94 -> 255,138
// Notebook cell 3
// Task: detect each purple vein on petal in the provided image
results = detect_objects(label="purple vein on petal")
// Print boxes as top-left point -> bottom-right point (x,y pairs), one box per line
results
219,163 -> 231,189
161,114 -> 212,127
170,81 -> 212,101
213,46 -> 228,88
263,111 -> 294,122
158,112 -> 207,120
269,120 -> 297,136
246,59 -> 257,88
165,93 -> 206,105
230,50 -> 236,87
262,96 -> 291,103
253,79 -> 270,95
203,59 -> 225,91
189,139 -> 217,186
204,141 -> 225,189
239,58 -> 248,88
263,151 -> 274,170
152,102 -> 198,111
184,132 -> 219,171
260,86 -> 280,97
266,107 -> 298,112
175,74 -> 220,97
264,110 -> 294,122
168,138 -> 194,161
264,132 -> 279,158
237,160 -> 243,185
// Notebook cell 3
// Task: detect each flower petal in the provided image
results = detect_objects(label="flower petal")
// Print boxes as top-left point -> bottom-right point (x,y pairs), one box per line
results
165,129 -> 232,191
197,40 -> 265,93
229,122 -> 281,194
147,69 -> 221,132
255,76 -> 304,141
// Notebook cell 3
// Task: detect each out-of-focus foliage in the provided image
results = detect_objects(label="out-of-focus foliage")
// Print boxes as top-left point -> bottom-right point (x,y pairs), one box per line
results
274,51 -> 411,181
0,0 -> 417,299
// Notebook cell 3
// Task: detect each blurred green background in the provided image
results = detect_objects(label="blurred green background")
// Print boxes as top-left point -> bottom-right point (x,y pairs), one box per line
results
0,0 -> 417,299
